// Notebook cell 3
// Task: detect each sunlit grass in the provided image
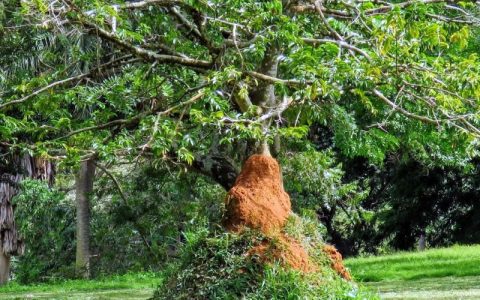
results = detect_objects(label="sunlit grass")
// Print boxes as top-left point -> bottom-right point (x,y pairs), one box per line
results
4,245 -> 480,299
346,245 -> 480,300
0,272 -> 162,298
345,244 -> 480,282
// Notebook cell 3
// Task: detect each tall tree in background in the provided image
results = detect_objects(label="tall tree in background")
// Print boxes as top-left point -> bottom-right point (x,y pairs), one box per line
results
0,152 -> 54,284
75,159 -> 95,278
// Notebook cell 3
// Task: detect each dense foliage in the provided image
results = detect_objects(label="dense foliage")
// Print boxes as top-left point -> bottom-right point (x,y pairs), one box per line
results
2,0 -> 480,298
154,222 -> 376,300
12,180 -> 75,283
2,0 -> 480,165
10,166 -> 226,283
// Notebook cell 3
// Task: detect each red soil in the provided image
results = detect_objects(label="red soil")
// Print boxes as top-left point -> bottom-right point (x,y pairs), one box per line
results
224,154 -> 291,234
248,235 -> 317,273
323,245 -> 352,280
224,154 -> 348,276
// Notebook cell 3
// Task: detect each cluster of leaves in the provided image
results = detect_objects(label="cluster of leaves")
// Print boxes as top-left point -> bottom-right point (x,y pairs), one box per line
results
282,150 -> 365,211
280,148 -> 373,255
0,0 -> 479,168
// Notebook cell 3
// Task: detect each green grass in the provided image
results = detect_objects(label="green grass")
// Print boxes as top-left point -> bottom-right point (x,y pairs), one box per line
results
345,244 -> 480,300
0,272 -> 162,299
4,245 -> 480,299
361,276 -> 480,300
345,244 -> 480,282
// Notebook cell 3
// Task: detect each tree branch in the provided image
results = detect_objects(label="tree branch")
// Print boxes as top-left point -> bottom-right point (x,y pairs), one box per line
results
302,38 -> 371,61
372,88 -> 480,136
246,71 -> 312,86
291,0 -> 448,17
0,56 -> 138,110
314,0 -> 343,41
81,0 -> 188,15
63,0 -> 212,68
365,0 -> 445,15
372,89 -> 439,124
58,91 -> 205,140
80,19 -> 212,68
290,4 -> 351,19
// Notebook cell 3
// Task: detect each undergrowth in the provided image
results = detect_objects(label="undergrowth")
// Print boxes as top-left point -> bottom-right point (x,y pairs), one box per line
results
153,215 -> 378,300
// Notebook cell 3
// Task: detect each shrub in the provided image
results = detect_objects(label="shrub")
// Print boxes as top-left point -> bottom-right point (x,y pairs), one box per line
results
153,215 -> 378,300
12,180 -> 75,283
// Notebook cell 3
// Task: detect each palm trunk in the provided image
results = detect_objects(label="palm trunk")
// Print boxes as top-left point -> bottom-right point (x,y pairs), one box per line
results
418,231 -> 426,251
0,252 -> 10,285
75,159 -> 95,278
0,153 -> 54,285
0,180 -> 18,286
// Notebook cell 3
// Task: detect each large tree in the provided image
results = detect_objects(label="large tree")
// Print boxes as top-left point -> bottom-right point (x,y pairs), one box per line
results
1,0 -> 480,280
0,0 -> 477,166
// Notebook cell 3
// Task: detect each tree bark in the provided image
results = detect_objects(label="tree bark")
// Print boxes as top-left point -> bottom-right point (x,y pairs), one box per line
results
192,154 -> 239,190
75,159 -> 96,278
0,153 -> 54,285
250,44 -> 280,155
250,46 -> 280,109
0,252 -> 10,285
418,232 -> 426,251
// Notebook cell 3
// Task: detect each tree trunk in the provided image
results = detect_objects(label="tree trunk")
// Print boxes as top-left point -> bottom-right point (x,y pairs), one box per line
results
0,252 -> 10,285
0,152 -> 54,285
75,159 -> 95,278
418,232 -> 426,251
192,154 -> 239,190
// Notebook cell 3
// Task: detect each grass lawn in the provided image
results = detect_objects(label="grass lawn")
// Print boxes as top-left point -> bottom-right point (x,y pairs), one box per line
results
0,272 -> 162,299
345,244 -> 480,299
3,245 -> 480,299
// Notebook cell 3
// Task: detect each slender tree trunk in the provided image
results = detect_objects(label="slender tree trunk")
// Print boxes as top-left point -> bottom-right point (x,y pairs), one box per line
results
75,159 -> 95,278
418,232 -> 426,251
0,252 -> 10,285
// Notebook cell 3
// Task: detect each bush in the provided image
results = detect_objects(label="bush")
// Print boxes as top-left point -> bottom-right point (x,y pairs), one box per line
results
12,180 -> 76,283
90,167 -> 225,275
153,215 -> 378,300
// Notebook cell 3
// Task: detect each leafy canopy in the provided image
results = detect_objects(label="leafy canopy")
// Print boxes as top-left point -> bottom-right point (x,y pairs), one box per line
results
0,0 -> 479,168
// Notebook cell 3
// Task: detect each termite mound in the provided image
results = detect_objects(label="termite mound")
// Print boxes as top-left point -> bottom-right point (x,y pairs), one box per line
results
224,154 -> 316,272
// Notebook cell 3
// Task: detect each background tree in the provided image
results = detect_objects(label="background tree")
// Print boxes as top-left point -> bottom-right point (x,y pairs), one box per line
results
0,152 -> 54,284
75,159 -> 95,278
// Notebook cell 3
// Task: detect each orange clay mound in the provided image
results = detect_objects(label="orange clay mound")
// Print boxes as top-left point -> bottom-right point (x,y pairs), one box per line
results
224,154 -> 313,272
248,235 -> 317,273
224,154 -> 291,234
224,154 -> 350,276
323,245 -> 352,280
